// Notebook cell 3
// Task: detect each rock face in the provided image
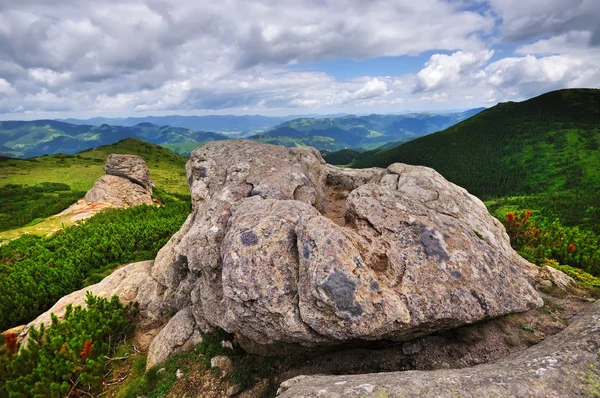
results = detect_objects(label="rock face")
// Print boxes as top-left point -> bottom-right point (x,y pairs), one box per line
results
104,154 -> 152,189
277,300 -> 600,397
141,140 -> 542,359
84,154 -> 153,207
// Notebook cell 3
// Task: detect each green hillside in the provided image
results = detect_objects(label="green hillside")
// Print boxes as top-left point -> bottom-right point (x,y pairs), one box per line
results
352,89 -> 600,277
354,89 -> 600,199
0,138 -> 189,193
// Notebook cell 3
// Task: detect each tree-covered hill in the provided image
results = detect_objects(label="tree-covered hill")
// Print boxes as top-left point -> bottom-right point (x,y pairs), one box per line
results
0,120 -> 227,158
354,89 -> 600,199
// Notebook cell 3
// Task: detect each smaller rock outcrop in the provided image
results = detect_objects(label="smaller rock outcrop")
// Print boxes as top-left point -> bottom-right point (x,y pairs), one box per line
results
85,154 -> 154,207
146,307 -> 204,368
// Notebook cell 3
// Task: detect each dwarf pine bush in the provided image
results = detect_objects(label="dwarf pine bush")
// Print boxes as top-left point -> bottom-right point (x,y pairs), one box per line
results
0,293 -> 135,398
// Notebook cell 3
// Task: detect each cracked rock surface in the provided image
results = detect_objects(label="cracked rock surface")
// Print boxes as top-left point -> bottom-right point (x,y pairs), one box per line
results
141,140 -> 542,359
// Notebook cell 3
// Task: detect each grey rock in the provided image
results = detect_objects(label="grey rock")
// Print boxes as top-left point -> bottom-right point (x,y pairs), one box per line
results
227,384 -> 242,396
85,154 -> 153,207
105,154 -> 153,191
175,368 -> 184,379
211,355 -> 233,376
538,265 -> 575,290
142,140 -> 544,356
21,261 -> 161,338
325,164 -> 386,191
84,175 -> 153,207
277,300 -> 600,397
539,279 -> 553,288
147,307 -> 204,368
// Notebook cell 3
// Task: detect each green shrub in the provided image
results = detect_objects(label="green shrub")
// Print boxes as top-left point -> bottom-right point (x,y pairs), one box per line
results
502,209 -> 600,276
0,293 -> 135,398
548,262 -> 600,289
0,200 -> 190,330
0,183 -> 86,232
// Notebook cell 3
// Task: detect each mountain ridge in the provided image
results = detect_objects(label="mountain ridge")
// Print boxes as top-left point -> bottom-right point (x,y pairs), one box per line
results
250,108 -> 485,151
1,109 -> 485,158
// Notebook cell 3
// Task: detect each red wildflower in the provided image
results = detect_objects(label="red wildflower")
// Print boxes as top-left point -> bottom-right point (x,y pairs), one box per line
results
534,229 -> 541,238
516,222 -> 522,227
505,212 -> 515,223
567,243 -> 576,253
4,332 -> 18,356
524,209 -> 532,222
80,340 -> 93,361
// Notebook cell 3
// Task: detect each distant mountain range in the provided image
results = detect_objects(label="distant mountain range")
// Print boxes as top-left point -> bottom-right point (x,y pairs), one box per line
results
58,114 -> 348,136
250,109 -> 485,151
0,120 -> 227,158
0,109 -> 485,158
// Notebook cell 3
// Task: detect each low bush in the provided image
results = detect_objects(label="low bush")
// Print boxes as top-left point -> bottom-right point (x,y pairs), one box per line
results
503,209 -> 600,276
0,293 -> 135,397
0,200 -> 190,330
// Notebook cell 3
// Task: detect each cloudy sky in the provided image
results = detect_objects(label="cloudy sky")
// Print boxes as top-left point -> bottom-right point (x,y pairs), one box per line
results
0,0 -> 598,119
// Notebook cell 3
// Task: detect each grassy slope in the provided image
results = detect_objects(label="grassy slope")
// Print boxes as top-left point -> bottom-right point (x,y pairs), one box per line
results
0,138 -> 189,194
0,138 -> 190,241
353,89 -> 600,199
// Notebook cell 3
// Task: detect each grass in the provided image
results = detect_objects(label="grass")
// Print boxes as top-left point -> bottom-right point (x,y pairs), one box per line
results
0,138 -> 189,195
0,138 -> 190,241
0,213 -> 74,243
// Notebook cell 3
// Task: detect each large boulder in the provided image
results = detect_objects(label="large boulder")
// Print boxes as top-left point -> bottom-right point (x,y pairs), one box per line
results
84,154 -> 153,207
277,300 -> 600,397
141,140 -> 542,359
